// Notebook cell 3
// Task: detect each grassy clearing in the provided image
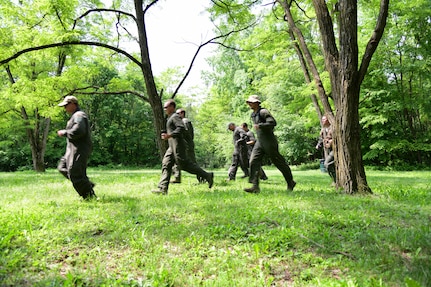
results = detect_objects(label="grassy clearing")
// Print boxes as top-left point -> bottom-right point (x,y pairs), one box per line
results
0,167 -> 430,286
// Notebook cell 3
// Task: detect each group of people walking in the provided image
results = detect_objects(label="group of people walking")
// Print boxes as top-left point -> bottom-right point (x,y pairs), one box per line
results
57,93 -> 336,200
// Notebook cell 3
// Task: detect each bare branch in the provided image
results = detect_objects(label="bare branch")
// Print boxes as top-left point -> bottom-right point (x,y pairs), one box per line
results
54,7 -> 67,30
172,23 -> 256,96
69,89 -> 149,103
144,0 -> 160,14
210,41 -> 248,51
0,41 -> 142,68
63,85 -> 149,102
73,8 -> 137,29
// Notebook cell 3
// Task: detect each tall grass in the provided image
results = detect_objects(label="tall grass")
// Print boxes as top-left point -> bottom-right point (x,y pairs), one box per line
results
0,167 -> 430,286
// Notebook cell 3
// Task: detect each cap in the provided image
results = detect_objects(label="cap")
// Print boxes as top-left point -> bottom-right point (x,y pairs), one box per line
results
246,95 -> 261,103
58,96 -> 78,107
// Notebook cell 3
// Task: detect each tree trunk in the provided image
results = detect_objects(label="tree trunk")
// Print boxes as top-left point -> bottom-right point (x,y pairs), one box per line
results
31,117 -> 51,172
334,0 -> 371,193
279,0 -> 333,115
7,66 -> 50,172
311,0 -> 388,194
280,0 -> 388,193
135,0 -> 168,158
21,107 -> 50,172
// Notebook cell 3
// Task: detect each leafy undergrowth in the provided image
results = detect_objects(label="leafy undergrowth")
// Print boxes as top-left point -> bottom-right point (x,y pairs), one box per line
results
0,168 -> 430,286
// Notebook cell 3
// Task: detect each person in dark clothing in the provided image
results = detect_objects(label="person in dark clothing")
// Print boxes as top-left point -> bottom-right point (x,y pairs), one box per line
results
152,99 -> 214,195
241,122 -> 267,181
244,95 -> 296,193
57,96 -> 96,200
226,122 -> 249,180
172,108 -> 202,183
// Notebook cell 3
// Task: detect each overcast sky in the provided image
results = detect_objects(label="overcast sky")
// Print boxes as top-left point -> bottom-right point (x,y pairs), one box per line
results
145,0 -> 215,91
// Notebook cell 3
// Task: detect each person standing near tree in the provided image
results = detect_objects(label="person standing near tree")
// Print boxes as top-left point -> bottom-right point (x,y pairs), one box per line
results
241,122 -> 267,181
244,95 -> 296,193
226,122 -> 249,181
152,99 -> 214,195
57,96 -> 96,200
316,115 -> 336,184
316,115 -> 331,159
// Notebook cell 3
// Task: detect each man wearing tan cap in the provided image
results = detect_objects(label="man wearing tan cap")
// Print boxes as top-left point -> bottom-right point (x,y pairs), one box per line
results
244,95 -> 296,193
57,96 -> 96,200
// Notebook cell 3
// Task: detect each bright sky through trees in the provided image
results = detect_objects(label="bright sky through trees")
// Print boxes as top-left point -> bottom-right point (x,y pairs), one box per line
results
145,0 -> 214,90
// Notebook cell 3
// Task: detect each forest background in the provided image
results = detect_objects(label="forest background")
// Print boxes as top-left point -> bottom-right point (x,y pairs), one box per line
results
0,0 -> 430,173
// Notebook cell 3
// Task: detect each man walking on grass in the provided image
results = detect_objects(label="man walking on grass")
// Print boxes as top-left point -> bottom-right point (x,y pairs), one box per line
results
226,122 -> 249,181
244,95 -> 296,194
57,96 -> 96,200
152,99 -> 214,195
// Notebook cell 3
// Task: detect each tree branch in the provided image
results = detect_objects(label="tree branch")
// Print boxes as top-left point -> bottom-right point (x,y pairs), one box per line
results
172,23 -> 256,96
144,0 -> 160,14
0,41 -> 142,68
70,90 -> 149,103
73,8 -> 137,29
64,86 -> 149,103
358,0 -> 389,85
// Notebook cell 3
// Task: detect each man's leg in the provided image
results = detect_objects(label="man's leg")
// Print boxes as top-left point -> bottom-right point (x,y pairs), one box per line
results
227,154 -> 239,180
259,168 -> 268,180
268,148 -> 296,191
324,151 -> 336,183
180,159 -> 214,188
57,157 -> 69,179
245,142 -> 263,193
156,148 -> 175,193
171,164 -> 181,183
239,147 -> 249,177
69,153 -> 96,199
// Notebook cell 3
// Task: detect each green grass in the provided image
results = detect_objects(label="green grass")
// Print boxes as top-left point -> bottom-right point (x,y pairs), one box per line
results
0,167 -> 430,286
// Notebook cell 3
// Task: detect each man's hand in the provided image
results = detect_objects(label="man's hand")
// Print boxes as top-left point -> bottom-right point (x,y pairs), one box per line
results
161,133 -> 171,140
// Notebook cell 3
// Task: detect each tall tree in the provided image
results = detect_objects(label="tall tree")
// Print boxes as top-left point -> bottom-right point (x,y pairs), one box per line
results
209,0 -> 389,193
276,0 -> 389,193
1,0 -> 246,163
0,0 -> 82,171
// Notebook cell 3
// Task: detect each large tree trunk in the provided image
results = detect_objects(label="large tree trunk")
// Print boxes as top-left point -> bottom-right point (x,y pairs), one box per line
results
7,66 -> 51,172
334,0 -> 371,193
135,0 -> 168,158
280,0 -> 388,193
311,0 -> 389,194
313,0 -> 371,194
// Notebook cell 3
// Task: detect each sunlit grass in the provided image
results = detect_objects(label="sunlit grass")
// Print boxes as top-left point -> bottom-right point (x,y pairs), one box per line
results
0,167 -> 430,286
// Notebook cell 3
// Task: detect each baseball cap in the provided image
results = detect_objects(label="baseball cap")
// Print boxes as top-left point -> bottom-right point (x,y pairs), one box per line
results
58,96 -> 78,107
246,95 -> 261,103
